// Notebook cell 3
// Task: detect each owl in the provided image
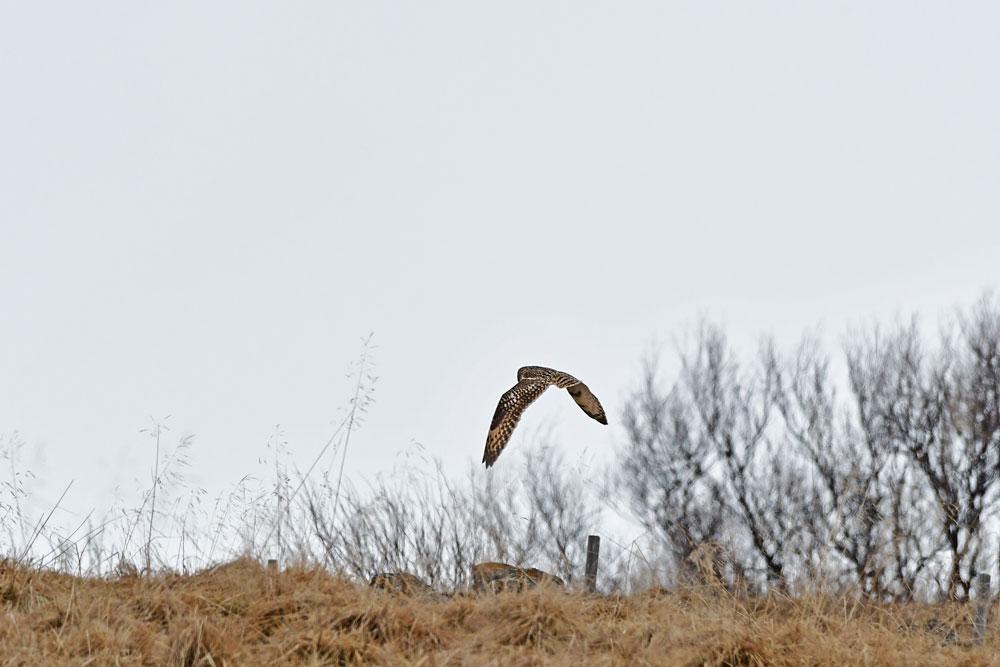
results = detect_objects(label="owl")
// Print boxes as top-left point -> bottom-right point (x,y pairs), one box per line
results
483,366 -> 607,467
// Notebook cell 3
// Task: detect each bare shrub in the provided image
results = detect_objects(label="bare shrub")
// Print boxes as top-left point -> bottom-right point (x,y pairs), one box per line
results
618,293 -> 1000,600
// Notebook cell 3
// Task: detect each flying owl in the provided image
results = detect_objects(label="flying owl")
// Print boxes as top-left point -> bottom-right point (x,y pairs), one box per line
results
482,365 -> 608,467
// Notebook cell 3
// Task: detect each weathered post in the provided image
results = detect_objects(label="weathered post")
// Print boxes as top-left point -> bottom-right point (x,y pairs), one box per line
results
974,572 -> 991,644
267,558 -> 278,572
585,535 -> 600,593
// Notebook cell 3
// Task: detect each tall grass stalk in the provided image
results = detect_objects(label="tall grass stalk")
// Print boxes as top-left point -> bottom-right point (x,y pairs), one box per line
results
145,420 -> 162,574
331,332 -> 375,525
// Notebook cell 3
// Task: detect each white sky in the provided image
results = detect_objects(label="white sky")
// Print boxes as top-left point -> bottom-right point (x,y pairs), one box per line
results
2,2 -> 999,524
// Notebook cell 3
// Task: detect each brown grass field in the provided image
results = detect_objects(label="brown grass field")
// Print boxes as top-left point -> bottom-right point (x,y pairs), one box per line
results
1,558 -> 997,666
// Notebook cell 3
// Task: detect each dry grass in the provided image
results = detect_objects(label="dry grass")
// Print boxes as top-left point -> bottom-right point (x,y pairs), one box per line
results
0,558 -> 997,666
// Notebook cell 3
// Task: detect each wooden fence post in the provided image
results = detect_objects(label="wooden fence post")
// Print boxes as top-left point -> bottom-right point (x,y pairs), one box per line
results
585,535 -> 600,593
974,572 -> 991,644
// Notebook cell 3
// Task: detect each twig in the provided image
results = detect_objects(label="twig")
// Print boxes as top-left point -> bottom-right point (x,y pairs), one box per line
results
145,420 -> 162,574
17,480 -> 74,564
332,333 -> 375,523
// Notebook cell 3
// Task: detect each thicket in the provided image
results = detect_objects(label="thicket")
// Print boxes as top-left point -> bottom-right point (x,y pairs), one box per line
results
3,294 -> 1000,602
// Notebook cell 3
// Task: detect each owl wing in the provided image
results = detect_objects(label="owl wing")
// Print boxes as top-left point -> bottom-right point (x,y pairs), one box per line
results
566,382 -> 608,425
482,379 -> 550,467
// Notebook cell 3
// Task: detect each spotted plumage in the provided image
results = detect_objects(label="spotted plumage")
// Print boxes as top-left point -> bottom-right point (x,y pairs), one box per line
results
482,365 -> 608,467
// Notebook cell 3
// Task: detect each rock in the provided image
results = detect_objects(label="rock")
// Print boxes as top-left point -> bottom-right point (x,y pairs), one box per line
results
368,571 -> 434,595
470,562 -> 565,593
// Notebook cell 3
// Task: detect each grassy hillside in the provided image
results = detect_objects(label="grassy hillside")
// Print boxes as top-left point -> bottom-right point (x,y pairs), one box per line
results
0,559 -> 995,665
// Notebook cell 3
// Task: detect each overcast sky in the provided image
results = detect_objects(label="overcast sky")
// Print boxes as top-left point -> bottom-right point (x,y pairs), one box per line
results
2,2 -> 999,522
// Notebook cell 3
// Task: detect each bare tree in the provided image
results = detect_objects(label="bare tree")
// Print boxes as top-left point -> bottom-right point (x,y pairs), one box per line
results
845,316 -> 999,600
618,353 -> 725,583
619,326 -> 815,590
772,334 -> 931,599
619,300 -> 1000,600
678,326 -> 790,587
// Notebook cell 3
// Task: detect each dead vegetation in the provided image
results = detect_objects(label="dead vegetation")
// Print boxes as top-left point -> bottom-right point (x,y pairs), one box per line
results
6,294 -> 1000,664
470,562 -> 566,593
0,558 -> 997,666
